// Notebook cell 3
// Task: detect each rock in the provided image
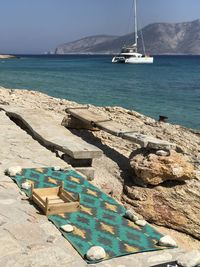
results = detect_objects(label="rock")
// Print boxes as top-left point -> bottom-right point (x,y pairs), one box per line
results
60,224 -> 74,232
135,220 -> 147,227
86,246 -> 106,261
21,181 -> 31,190
125,178 -> 200,240
124,186 -> 147,201
130,149 -> 194,185
156,150 -> 170,156
177,250 -> 200,267
158,235 -> 177,247
5,166 -> 22,177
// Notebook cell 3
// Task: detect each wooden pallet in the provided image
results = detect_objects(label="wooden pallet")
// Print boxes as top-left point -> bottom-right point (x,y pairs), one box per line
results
31,182 -> 80,215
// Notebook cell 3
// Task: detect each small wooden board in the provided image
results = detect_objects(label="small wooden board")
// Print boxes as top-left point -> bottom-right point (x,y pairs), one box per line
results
31,182 -> 80,215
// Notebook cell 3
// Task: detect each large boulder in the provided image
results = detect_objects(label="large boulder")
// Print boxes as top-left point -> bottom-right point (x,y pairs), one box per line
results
130,149 -> 194,185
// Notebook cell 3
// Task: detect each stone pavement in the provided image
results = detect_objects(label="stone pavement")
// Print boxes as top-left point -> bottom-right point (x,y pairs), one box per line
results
0,110 -> 186,267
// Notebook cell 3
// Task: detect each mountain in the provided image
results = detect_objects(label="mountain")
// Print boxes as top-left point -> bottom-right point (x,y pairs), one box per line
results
55,35 -> 118,54
54,19 -> 200,55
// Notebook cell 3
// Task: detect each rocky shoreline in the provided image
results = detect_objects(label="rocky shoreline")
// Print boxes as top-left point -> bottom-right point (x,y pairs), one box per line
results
0,86 -> 200,251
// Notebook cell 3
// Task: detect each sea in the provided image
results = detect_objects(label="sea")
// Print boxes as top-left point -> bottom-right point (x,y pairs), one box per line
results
0,55 -> 199,130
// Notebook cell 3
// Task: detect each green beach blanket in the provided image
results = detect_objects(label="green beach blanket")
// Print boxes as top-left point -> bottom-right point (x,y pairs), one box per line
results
13,167 -> 170,263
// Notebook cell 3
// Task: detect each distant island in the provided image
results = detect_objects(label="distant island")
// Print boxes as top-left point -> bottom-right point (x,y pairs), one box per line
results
0,55 -> 16,59
54,19 -> 200,55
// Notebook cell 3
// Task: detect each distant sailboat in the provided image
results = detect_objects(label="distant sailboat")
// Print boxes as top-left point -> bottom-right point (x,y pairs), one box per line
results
112,0 -> 153,64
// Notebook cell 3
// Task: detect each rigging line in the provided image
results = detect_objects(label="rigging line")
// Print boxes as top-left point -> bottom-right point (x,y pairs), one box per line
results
140,24 -> 146,55
137,13 -> 146,55
127,0 -> 135,35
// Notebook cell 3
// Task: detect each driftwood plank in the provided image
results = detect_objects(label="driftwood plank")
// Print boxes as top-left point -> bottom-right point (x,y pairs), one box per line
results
67,108 -> 176,150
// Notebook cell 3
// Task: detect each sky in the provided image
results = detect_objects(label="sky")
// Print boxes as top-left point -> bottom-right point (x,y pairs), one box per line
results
0,0 -> 200,54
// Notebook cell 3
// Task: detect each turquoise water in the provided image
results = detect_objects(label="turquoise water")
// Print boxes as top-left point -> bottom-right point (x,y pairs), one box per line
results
0,55 -> 199,129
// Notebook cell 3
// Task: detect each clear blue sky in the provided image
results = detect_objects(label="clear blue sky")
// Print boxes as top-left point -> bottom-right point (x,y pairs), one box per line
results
0,0 -> 199,54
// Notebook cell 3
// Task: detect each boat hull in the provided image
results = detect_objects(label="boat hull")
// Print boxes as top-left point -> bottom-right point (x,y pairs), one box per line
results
112,56 -> 154,64
112,56 -> 125,63
125,56 -> 154,64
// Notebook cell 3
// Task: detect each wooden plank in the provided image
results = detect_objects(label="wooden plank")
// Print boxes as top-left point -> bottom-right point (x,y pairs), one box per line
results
33,187 -> 59,196
68,108 -> 176,150
67,107 -> 109,125
68,108 -> 130,134
47,202 -> 80,215
0,105 -> 102,159
32,195 -> 45,210
60,188 -> 77,202
32,192 -> 45,204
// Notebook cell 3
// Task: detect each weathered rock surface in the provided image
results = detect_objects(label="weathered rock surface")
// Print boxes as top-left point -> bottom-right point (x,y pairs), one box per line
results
123,178 -> 200,240
177,250 -> 200,267
130,149 -> 194,185
0,87 -> 200,251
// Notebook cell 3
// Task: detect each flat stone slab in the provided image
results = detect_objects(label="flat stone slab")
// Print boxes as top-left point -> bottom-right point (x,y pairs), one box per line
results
67,108 -> 176,150
0,105 -> 102,159
0,111 -> 68,169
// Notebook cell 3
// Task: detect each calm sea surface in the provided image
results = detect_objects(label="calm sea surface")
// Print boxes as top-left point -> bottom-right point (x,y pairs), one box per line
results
0,55 -> 199,129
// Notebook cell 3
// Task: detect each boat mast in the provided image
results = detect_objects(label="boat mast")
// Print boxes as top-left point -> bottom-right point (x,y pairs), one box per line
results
134,0 -> 138,51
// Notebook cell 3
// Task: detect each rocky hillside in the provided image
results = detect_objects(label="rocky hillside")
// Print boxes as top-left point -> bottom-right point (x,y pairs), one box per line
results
54,19 -> 200,55
55,35 -> 118,54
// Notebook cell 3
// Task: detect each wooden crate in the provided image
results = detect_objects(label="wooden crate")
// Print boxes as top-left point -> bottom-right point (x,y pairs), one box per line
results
31,182 -> 80,215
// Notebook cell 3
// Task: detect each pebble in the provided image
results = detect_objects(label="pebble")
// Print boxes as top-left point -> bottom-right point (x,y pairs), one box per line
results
60,224 -> 74,232
5,166 -> 22,176
177,250 -> 200,267
86,246 -> 106,261
158,235 -> 177,247
135,220 -> 147,227
156,150 -> 170,156
124,210 -> 139,222
21,181 -> 31,190
52,166 -> 61,171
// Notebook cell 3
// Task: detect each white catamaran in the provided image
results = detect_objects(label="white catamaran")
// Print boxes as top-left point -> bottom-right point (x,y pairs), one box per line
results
112,0 -> 153,64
